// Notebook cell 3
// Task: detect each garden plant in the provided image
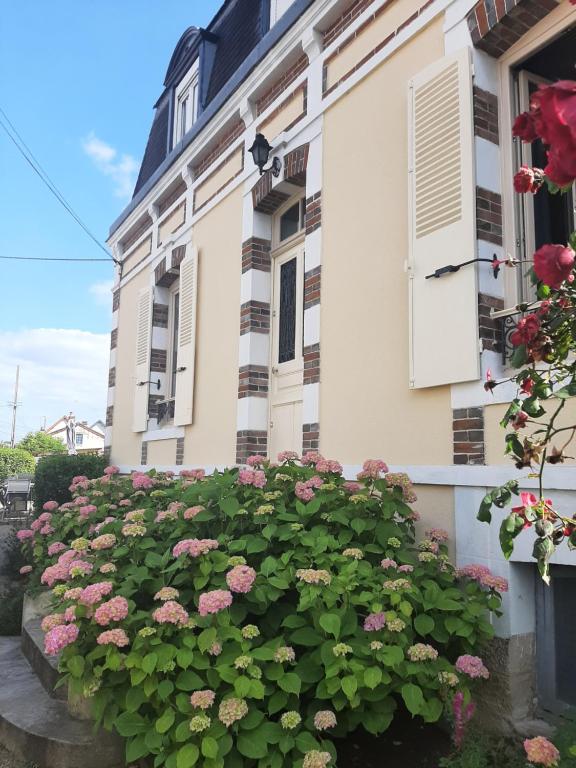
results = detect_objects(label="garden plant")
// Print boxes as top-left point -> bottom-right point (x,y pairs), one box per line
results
18,456 -> 504,768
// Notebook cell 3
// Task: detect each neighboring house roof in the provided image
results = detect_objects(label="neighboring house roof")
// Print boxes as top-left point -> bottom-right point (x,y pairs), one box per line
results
45,417 -> 105,439
91,420 -> 106,435
110,0 -> 313,235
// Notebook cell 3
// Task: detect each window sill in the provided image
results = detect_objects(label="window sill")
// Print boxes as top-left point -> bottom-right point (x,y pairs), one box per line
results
142,425 -> 185,442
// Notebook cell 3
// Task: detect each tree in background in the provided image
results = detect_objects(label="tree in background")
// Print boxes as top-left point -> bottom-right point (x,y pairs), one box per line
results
18,431 -> 67,457
0,447 -> 35,482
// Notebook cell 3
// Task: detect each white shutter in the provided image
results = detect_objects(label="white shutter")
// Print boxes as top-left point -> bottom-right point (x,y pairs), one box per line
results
133,287 -> 153,432
408,48 -> 479,389
174,247 -> 198,426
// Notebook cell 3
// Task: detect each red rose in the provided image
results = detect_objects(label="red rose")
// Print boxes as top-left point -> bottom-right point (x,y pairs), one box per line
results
513,165 -> 543,193
512,111 -> 538,142
510,314 -> 541,346
533,244 -> 575,289
512,411 -> 528,431
520,377 -> 534,395
535,81 -> 576,186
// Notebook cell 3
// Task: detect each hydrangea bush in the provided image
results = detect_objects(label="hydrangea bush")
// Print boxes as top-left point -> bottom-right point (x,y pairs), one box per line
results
19,456 -> 505,767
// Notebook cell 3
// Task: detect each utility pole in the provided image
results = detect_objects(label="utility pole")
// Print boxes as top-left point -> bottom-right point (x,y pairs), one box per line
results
10,365 -> 19,448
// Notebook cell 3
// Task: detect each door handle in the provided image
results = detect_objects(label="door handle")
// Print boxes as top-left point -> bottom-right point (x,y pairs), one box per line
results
271,366 -> 278,374
176,367 -> 187,373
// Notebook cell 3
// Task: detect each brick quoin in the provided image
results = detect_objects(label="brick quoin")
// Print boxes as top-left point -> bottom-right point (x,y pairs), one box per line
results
106,405 -> 114,428
473,87 -> 499,145
240,301 -> 271,335
305,192 -> 322,236
304,267 -> 321,310
110,328 -> 118,350
112,289 -> 120,312
175,437 -> 185,466
479,293 -> 504,352
302,423 -> 320,453
453,408 -> 485,465
236,430 -> 268,464
303,344 -> 320,385
242,238 -> 271,273
152,303 -> 169,328
141,441 -> 148,466
238,365 -> 269,399
283,143 -> 309,187
476,187 -> 502,245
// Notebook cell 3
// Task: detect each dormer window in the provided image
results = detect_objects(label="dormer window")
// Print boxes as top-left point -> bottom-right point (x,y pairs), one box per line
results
174,60 -> 199,144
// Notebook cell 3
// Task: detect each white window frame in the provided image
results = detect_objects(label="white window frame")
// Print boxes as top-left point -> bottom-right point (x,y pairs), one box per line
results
174,60 -> 199,145
167,281 -> 181,403
272,193 -> 306,251
75,432 -> 84,446
498,2 -> 575,311
270,0 -> 295,25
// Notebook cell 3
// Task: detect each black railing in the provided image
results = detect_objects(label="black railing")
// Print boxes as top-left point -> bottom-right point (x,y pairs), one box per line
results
157,399 -> 175,425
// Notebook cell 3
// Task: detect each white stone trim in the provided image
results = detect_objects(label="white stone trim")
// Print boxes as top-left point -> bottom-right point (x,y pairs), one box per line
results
239,332 -> 270,368
475,136 -> 501,194
237,396 -> 269,431
151,327 -> 169,349
141,426 -> 185,442
303,228 -> 321,272
451,348 -> 516,408
303,304 -> 321,347
240,268 -> 271,305
302,382 -> 320,424
478,241 -> 505,298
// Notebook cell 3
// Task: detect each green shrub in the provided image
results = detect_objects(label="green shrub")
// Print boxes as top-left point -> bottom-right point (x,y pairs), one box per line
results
19,457 -> 505,768
0,584 -> 25,636
33,454 -> 107,508
439,732 -> 526,768
18,431 -> 67,457
0,446 -> 35,482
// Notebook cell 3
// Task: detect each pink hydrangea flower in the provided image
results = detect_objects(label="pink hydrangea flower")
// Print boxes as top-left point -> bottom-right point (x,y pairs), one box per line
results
237,468 -> 266,488
152,600 -> 189,626
172,538 -> 219,558
19,565 -> 32,575
246,455 -> 265,467
198,589 -> 233,616
41,564 -> 69,587
295,482 -> 315,502
31,519 -> 43,531
41,613 -> 66,632
218,698 -> 248,727
79,582 -> 113,606
74,496 -> 90,505
523,737 -> 560,767
91,534 -> 116,550
398,564 -> 414,574
278,451 -> 299,462
190,690 -> 216,709
104,465 -> 120,475
94,596 -> 129,626
455,655 -> 489,679
154,587 -> 180,601
307,475 -> 324,489
456,564 -> 508,592
64,606 -> 77,622
407,643 -> 439,662
380,559 -> 398,569
301,451 -> 324,466
364,612 -> 387,632
16,529 -> 34,541
179,468 -> 205,480
68,560 -> 93,578
343,481 -> 362,493
40,524 -> 55,536
64,587 -> 83,600
315,459 -> 343,475
97,628 -> 129,647
426,528 -> 449,542
44,623 -> 79,655
42,501 -> 59,511
132,472 -> 154,490
155,510 -> 178,523
314,711 -> 337,731
208,642 -> 222,656
357,459 -> 389,480
183,505 -> 204,520
226,565 -> 256,594
48,542 -> 67,556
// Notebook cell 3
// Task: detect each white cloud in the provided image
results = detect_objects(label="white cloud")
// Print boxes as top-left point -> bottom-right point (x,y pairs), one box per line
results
89,279 -> 114,308
0,328 -> 109,442
82,132 -> 138,200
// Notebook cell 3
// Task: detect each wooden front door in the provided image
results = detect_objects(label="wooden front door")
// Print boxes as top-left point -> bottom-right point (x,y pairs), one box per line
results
269,243 -> 304,458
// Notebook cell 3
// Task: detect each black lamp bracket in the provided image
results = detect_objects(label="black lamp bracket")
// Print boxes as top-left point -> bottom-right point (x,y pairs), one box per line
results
425,254 -> 501,280
138,378 -> 161,390
260,157 -> 282,177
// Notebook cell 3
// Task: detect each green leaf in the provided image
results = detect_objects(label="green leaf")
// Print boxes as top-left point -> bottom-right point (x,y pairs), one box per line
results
341,675 -> 357,700
142,652 -> 158,674
125,686 -> 147,713
176,648 -> 194,669
295,732 -> 319,753
176,670 -> 204,691
234,676 -> 252,697
158,680 -> 175,700
125,734 -> 148,763
115,711 -> 148,737
176,744 -> 199,768
237,734 -> 268,759
278,672 -> 301,695
414,614 -> 434,636
319,613 -> 341,639
290,628 -> 322,646
202,737 -> 218,759
401,683 -> 424,716
364,667 -> 382,689
68,655 -> 85,678
145,551 -> 164,568
477,493 -> 493,523
155,708 -> 175,734
268,691 -> 288,715
175,720 -> 192,742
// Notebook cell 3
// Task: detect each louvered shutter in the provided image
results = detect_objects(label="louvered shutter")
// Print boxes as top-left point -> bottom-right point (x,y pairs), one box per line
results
408,48 -> 479,389
133,286 -> 153,432
174,247 -> 198,426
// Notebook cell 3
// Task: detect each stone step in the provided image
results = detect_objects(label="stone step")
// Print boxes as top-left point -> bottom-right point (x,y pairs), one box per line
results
21,618 -> 66,700
0,637 -> 124,768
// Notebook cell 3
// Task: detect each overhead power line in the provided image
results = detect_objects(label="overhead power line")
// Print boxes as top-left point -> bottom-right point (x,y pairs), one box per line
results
0,255 -> 111,262
0,106 -> 119,265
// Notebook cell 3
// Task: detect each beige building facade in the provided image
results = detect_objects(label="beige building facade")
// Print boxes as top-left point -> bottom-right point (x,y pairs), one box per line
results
106,0 -> 576,724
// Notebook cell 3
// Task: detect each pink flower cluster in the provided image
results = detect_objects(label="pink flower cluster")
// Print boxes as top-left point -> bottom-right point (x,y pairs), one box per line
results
524,737 -> 560,767
94,596 -> 129,626
70,475 -> 89,492
79,582 -> 113,606
179,468 -> 205,480
19,565 -> 32,575
154,587 -> 180,601
278,450 -> 299,462
343,481 -> 362,493
44,623 -> 79,656
301,451 -> 323,466
453,691 -> 476,748
41,550 -> 88,586
103,465 -> 120,475
48,542 -> 67,556
183,505 -> 204,520
314,711 -> 337,731
190,690 -> 216,709
172,538 -> 219,558
380,558 -> 397,569
155,510 -> 178,523
16,529 -> 34,541
237,468 -> 266,488
357,459 -> 389,480
41,613 -> 66,632
407,643 -> 439,662
398,564 -> 414,573
455,655 -> 489,680
91,534 -> 116,551
295,568 -> 331,586
426,528 -> 449,543
363,612 -> 386,632
315,459 -> 343,474
152,600 -> 189,626
246,455 -> 265,467
97,628 -> 129,647
198,589 -> 233,616
226,565 -> 256,594
456,564 -> 508,593
132,472 -> 155,490
43,501 -> 59,511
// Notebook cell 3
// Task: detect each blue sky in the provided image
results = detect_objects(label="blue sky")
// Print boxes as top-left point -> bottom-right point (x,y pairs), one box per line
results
0,0 -> 221,440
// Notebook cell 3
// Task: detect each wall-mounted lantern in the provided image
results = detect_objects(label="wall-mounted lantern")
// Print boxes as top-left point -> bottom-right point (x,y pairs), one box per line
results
248,133 -> 282,177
